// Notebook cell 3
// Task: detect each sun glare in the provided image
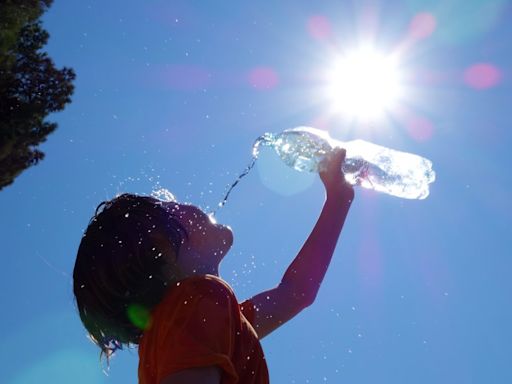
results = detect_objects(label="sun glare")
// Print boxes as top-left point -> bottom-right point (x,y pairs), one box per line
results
324,47 -> 403,120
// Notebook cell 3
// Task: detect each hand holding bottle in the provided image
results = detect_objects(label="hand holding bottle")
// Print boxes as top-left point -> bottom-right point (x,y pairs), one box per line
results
319,148 -> 354,203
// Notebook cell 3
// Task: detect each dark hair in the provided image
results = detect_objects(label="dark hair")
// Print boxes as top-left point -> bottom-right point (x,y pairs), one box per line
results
73,193 -> 187,365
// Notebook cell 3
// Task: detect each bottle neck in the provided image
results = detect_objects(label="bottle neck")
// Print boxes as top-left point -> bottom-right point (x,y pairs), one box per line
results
252,132 -> 275,157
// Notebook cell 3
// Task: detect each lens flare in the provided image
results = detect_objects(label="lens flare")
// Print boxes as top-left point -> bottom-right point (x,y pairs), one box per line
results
127,304 -> 152,330
307,15 -> 333,40
409,12 -> 437,39
248,67 -> 279,90
464,63 -> 502,90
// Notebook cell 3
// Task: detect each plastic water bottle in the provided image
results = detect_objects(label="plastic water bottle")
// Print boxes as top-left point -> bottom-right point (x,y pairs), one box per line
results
254,126 -> 436,199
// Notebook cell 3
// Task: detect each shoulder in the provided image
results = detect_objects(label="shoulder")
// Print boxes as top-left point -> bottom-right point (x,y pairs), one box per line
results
151,275 -> 238,324
192,275 -> 235,295
173,276 -> 239,334
175,275 -> 237,306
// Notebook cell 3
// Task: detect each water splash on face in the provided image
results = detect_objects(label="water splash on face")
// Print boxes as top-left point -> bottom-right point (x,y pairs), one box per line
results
210,133 -> 275,216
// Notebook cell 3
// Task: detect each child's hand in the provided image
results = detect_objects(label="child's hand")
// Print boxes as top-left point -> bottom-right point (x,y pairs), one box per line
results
319,148 -> 354,201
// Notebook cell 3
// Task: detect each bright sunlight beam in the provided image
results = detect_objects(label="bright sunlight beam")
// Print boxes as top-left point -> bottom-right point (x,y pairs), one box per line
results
324,46 -> 404,121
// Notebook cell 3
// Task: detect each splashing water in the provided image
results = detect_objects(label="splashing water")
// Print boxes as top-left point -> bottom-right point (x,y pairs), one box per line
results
151,188 -> 177,202
210,133 -> 275,216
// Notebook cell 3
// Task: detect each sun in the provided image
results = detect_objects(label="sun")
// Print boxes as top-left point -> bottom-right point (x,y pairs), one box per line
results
323,46 -> 404,121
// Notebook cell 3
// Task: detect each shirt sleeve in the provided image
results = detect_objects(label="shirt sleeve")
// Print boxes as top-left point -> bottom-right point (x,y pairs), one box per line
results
155,278 -> 239,383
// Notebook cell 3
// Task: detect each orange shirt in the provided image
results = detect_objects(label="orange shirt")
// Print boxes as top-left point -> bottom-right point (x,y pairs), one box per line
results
138,275 -> 269,384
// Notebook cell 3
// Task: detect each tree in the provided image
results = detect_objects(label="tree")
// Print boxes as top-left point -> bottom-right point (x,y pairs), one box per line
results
0,0 -> 75,190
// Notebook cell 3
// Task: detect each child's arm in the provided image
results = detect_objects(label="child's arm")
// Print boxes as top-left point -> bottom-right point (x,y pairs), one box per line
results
247,148 -> 354,339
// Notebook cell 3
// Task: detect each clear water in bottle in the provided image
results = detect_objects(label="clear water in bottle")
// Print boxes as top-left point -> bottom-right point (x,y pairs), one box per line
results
260,126 -> 436,200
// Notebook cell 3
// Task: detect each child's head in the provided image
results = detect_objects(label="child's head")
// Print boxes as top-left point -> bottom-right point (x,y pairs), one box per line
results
73,193 -> 185,360
73,193 -> 233,361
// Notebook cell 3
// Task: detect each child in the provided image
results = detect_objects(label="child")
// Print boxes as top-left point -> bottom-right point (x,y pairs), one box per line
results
73,148 -> 354,383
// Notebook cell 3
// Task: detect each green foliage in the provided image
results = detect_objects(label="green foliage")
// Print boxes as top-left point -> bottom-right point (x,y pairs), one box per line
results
0,0 -> 75,190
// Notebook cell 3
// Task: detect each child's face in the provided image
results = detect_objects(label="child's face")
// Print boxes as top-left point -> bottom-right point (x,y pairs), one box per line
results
164,202 -> 233,277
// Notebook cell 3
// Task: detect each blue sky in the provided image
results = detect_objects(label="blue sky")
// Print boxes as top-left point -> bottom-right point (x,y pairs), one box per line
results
1,1 -> 511,383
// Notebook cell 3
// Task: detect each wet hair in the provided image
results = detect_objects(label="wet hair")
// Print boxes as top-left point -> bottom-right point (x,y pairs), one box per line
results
73,193 -> 188,365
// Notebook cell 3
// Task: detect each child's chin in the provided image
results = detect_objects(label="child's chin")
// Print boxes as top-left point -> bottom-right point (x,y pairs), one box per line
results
219,226 -> 234,249
217,244 -> 232,259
